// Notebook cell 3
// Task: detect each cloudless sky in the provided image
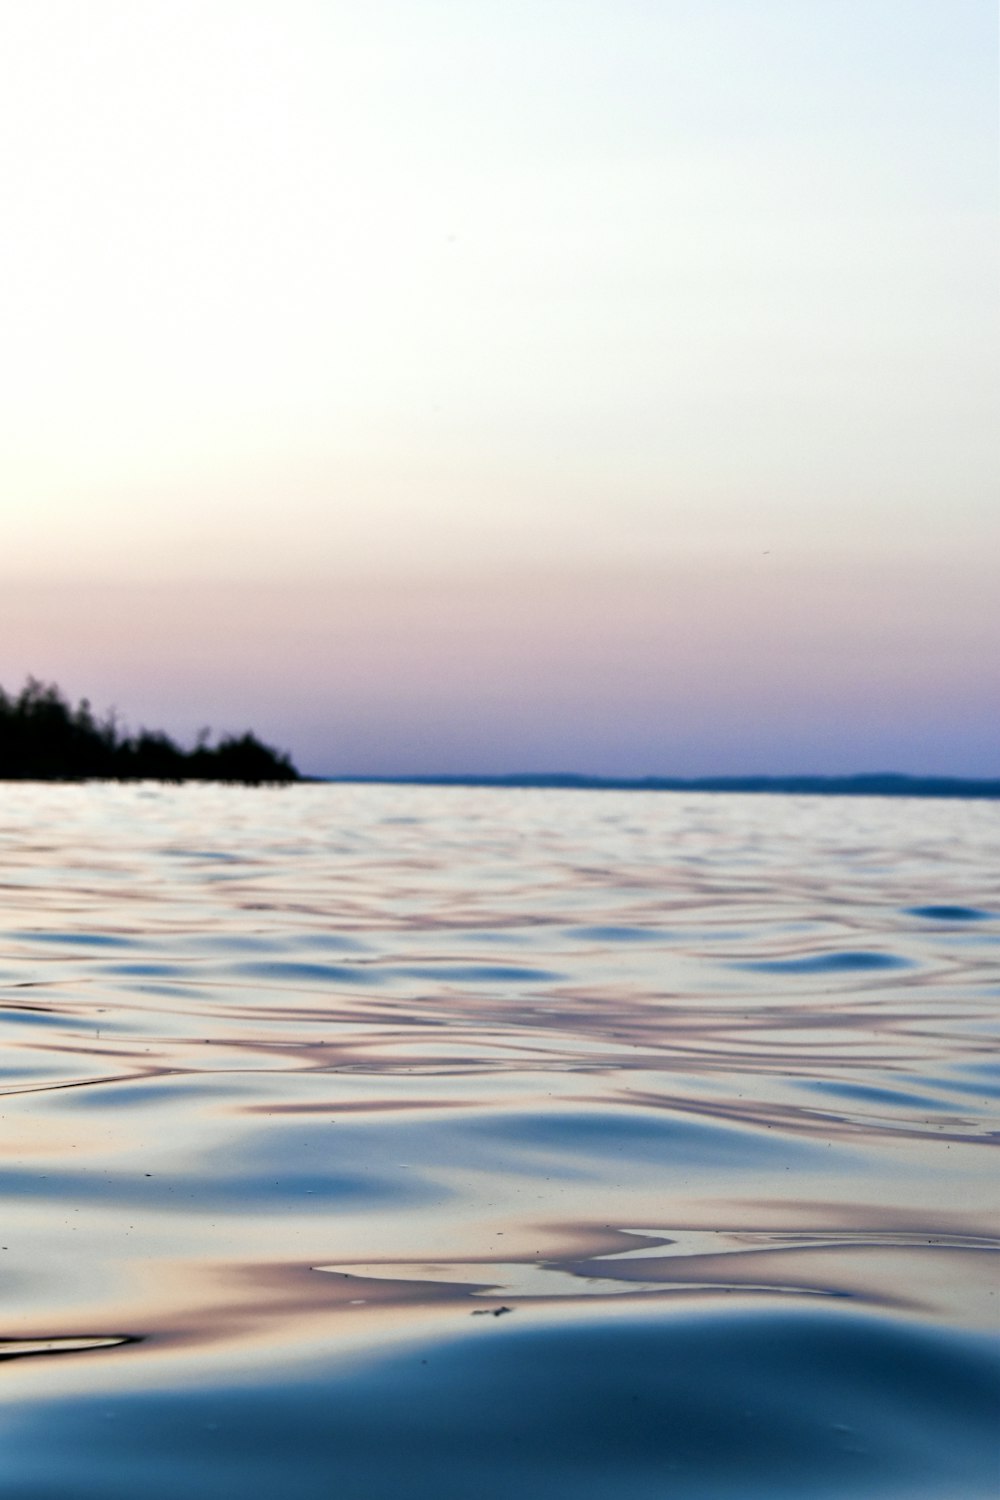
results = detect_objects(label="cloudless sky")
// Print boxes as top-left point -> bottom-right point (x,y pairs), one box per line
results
1,0 -> 996,775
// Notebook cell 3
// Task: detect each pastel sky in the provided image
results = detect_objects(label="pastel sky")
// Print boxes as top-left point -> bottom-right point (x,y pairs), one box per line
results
1,0 -> 996,776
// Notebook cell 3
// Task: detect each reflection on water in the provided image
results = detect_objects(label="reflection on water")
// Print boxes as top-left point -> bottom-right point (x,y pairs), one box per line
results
0,784 -> 997,1497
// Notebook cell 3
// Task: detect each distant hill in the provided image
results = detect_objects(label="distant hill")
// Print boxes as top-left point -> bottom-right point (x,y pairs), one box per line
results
0,679 -> 298,783
328,771 -> 1000,801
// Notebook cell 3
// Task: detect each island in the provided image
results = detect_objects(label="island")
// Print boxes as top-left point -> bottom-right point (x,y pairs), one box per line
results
0,679 -> 299,783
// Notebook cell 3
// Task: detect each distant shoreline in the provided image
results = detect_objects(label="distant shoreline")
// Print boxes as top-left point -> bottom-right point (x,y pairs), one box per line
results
315,773 -> 1000,801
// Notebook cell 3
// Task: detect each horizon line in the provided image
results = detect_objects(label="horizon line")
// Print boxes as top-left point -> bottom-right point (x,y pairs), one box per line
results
308,772 -> 1000,801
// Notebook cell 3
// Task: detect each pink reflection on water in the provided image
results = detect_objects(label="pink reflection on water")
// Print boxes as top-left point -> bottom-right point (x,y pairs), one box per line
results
0,783 -> 996,1394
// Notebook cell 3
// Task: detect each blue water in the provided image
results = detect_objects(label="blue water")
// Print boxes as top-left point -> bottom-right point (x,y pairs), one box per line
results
0,784 -> 997,1498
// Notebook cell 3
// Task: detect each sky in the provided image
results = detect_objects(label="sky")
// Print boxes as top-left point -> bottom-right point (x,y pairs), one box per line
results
1,0 -> 996,777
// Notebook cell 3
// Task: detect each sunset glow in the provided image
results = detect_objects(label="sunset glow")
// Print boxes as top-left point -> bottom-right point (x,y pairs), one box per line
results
2,0 -> 996,774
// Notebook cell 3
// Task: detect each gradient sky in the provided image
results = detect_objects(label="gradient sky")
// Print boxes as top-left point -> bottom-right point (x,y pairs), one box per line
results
2,0 -> 996,776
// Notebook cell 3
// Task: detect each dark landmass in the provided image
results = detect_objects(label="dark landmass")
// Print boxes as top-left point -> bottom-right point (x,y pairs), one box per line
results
328,772 -> 1000,801
0,679 -> 298,783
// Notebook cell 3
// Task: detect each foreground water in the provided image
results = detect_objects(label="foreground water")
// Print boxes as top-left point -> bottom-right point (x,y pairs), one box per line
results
0,783 -> 996,1498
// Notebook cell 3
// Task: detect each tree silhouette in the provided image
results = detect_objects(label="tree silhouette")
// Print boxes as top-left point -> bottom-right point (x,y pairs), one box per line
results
0,679 -> 299,783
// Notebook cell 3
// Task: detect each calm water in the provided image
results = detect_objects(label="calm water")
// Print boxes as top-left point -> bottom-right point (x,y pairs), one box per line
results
0,783 -> 997,1498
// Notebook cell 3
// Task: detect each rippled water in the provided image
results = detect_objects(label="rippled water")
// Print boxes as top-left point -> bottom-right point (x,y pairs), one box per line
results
1,784 -> 997,1498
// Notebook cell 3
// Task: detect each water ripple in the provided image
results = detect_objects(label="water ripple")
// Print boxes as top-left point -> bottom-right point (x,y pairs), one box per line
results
0,784 -> 996,1498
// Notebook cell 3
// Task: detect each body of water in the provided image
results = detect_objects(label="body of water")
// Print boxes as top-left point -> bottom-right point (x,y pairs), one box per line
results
0,784 -> 997,1497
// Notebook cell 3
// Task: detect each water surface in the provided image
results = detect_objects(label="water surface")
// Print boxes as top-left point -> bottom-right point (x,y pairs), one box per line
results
0,785 -> 997,1497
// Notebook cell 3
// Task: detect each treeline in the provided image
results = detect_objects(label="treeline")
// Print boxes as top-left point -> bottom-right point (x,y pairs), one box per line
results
0,679 -> 299,783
